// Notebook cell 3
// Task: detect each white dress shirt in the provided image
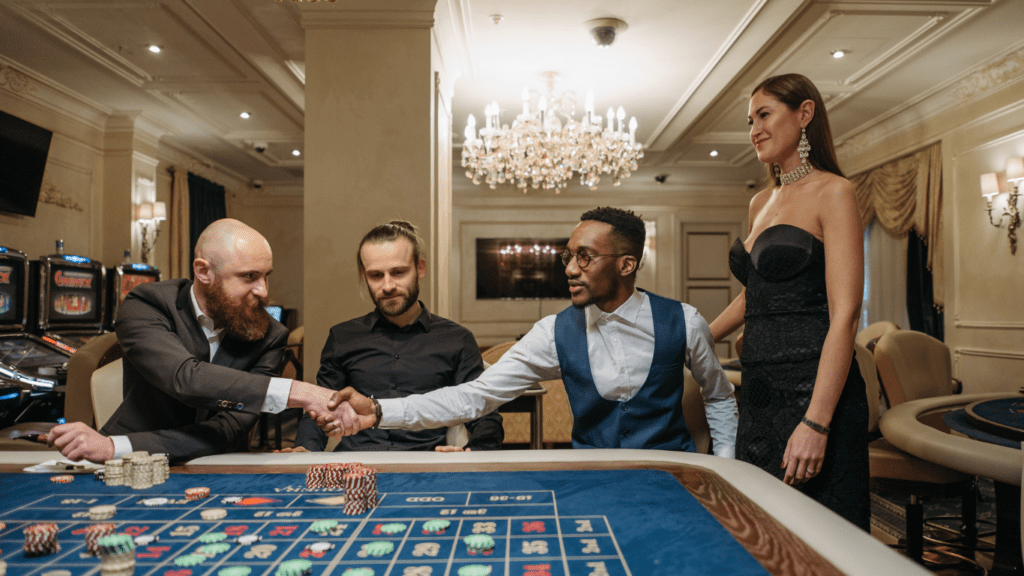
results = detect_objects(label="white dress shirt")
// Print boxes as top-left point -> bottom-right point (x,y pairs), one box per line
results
111,286 -> 291,458
381,290 -> 738,457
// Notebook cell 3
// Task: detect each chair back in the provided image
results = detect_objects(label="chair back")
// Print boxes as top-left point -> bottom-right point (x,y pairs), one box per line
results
481,342 -> 517,367
64,332 -> 122,427
682,368 -> 712,455
91,358 -> 123,430
854,343 -> 881,432
278,326 -> 305,381
856,321 -> 899,352
874,330 -> 956,406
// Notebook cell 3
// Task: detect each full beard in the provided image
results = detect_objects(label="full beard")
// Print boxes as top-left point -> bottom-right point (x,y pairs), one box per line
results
205,279 -> 271,342
372,281 -> 420,319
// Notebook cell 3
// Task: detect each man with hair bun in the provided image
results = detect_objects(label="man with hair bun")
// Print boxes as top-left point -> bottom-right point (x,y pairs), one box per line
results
317,208 -> 737,456
284,220 -> 503,452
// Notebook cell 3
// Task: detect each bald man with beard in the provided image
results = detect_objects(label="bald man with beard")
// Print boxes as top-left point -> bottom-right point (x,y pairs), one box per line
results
46,219 -> 352,464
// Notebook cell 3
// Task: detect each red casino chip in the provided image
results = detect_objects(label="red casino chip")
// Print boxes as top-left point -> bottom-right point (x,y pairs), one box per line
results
23,523 -> 59,556
49,475 -> 73,484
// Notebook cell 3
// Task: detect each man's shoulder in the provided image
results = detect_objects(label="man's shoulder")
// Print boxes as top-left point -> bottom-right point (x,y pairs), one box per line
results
130,278 -> 189,300
328,311 -> 376,335
424,311 -> 473,336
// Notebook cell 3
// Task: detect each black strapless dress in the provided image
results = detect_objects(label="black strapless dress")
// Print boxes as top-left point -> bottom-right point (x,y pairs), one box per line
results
730,224 -> 870,529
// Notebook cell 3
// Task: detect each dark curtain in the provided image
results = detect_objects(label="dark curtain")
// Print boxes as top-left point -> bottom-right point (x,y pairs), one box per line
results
906,231 -> 944,340
187,172 -> 227,278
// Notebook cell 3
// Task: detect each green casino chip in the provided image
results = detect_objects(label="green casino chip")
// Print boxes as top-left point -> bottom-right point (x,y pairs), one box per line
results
199,531 -> 228,543
379,522 -> 407,535
200,542 -> 231,555
343,569 -> 374,576
275,558 -> 313,576
422,519 -> 450,532
463,534 -> 495,548
218,568 -> 253,576
364,540 -> 395,557
174,554 -> 207,567
96,534 -> 135,555
309,519 -> 338,534
458,566 -> 493,576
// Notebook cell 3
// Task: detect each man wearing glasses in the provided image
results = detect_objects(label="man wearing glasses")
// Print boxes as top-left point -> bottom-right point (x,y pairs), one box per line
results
315,207 -> 738,456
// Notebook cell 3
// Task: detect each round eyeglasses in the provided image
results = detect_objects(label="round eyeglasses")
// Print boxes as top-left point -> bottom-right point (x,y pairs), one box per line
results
560,249 -> 627,270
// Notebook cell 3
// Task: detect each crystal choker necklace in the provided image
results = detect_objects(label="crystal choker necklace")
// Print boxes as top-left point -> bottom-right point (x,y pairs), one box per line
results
777,162 -> 813,185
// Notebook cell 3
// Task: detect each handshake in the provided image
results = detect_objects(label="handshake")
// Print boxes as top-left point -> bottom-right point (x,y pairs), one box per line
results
306,386 -> 377,438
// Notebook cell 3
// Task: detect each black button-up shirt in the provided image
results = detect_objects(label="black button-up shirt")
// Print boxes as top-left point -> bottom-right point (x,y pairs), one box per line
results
295,304 -> 503,451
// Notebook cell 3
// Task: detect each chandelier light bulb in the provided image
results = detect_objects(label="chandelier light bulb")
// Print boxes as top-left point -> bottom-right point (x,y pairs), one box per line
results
832,49 -> 846,59
607,108 -> 614,130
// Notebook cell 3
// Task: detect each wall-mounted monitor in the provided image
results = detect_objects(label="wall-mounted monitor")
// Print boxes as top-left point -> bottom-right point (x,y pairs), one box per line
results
0,110 -> 53,218
476,238 -> 570,300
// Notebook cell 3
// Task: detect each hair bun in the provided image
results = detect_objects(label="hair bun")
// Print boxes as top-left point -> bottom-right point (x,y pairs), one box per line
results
388,220 -> 415,232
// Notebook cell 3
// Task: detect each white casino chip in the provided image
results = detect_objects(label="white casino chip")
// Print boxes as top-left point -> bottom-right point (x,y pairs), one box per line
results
142,497 -> 169,507
222,497 -> 242,504
235,534 -> 262,545
134,535 -> 158,546
306,542 -> 335,553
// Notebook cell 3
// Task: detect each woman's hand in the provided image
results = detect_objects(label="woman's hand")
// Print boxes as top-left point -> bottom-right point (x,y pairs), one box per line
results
781,421 -> 828,485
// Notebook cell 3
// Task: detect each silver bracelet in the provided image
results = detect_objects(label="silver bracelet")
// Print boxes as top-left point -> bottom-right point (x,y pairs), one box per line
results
801,415 -> 830,435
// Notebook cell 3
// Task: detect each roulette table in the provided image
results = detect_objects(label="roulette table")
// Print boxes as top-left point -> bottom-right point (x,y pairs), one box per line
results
0,449 -> 925,575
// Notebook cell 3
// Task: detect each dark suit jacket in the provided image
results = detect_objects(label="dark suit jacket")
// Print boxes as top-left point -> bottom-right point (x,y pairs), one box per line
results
101,279 -> 288,463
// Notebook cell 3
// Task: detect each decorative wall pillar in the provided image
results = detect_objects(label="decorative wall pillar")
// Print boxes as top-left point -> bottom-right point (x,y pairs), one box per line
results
103,113 -> 161,267
299,1 -> 459,366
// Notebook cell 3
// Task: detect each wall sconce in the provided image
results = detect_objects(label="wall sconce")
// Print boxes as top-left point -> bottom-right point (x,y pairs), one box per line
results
980,156 -> 1022,255
133,201 -> 167,264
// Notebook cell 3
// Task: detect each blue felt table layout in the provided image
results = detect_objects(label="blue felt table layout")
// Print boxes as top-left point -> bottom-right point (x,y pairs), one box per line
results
0,469 -> 768,575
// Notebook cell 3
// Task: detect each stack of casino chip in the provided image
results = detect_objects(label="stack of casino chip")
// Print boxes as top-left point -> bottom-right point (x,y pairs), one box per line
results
102,459 -> 125,486
85,523 -> 116,555
96,534 -> 136,575
186,487 -> 211,500
463,534 -> 495,556
342,465 -> 377,516
89,505 -> 117,521
152,453 -> 170,482
23,523 -> 59,556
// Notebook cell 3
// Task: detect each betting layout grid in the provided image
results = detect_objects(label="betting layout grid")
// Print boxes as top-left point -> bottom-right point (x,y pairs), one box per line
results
0,470 -> 769,576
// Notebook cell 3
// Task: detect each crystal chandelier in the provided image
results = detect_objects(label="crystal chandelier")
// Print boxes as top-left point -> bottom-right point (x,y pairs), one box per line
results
461,76 -> 643,194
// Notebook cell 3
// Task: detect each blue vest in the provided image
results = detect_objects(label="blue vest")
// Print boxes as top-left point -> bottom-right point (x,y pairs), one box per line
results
554,291 -> 695,451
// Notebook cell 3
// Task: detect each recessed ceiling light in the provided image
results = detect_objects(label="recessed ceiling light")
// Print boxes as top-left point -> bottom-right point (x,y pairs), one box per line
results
148,45 -> 161,54
709,150 -> 719,157
831,49 -> 846,59
292,149 -> 301,157
240,112 -> 251,119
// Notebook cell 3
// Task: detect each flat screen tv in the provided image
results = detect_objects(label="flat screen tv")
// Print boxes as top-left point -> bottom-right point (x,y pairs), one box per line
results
0,110 -> 53,217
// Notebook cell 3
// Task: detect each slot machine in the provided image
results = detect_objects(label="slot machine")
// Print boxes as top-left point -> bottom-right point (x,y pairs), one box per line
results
29,243 -> 108,355
105,259 -> 160,330
0,247 -> 71,427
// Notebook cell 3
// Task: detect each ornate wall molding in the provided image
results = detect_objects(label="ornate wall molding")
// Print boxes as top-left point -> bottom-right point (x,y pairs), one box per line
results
38,178 -> 84,212
0,63 -> 35,95
954,45 -> 1024,101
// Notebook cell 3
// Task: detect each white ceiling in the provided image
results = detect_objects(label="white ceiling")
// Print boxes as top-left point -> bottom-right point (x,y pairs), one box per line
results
0,0 -> 1018,192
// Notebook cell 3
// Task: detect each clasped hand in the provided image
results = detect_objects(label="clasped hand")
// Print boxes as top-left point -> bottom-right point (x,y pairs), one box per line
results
308,387 -> 376,438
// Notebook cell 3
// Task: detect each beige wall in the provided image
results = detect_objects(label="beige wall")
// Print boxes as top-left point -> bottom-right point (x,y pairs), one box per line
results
838,49 -> 1024,394
0,64 -> 105,261
451,186 -> 751,348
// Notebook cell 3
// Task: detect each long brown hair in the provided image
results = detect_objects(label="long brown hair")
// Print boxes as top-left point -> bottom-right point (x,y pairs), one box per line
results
752,73 -> 844,186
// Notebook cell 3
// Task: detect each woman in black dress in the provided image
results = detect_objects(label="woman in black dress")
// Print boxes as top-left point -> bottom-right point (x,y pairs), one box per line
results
710,73 -> 870,529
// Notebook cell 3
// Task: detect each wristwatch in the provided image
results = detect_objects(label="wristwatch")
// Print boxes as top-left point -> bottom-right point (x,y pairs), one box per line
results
370,396 -> 382,429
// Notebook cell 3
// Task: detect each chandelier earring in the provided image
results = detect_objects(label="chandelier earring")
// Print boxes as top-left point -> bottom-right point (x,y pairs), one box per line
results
778,127 -> 814,185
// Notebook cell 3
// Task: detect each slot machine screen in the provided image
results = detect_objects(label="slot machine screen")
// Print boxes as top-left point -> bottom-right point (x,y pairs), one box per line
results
0,261 -> 23,326
44,261 -> 103,326
118,268 -> 159,304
